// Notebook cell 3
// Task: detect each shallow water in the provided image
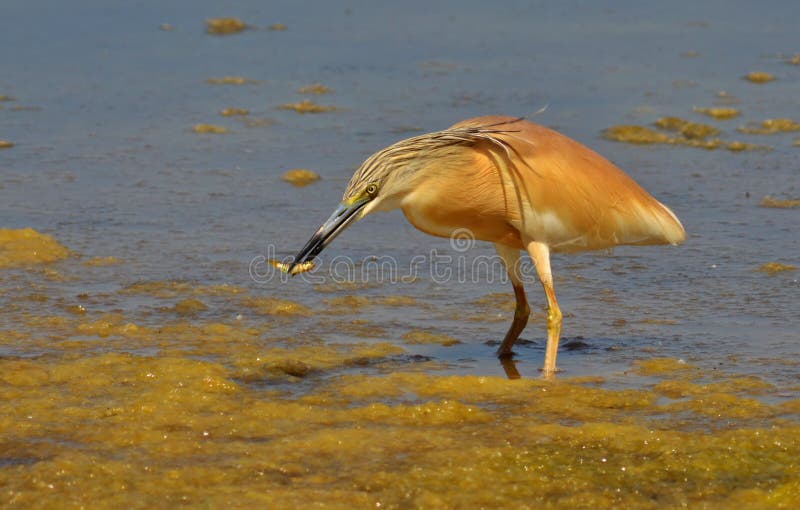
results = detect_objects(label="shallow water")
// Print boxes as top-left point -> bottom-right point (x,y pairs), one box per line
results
2,1 -> 799,507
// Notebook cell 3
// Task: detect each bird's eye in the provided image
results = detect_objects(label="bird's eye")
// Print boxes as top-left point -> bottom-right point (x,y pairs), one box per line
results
365,184 -> 378,196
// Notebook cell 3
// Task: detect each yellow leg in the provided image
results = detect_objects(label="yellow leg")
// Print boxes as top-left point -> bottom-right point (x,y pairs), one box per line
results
494,244 -> 529,358
527,241 -> 562,377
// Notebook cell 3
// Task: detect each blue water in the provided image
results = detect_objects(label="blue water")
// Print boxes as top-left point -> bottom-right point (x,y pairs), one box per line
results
2,1 -> 798,385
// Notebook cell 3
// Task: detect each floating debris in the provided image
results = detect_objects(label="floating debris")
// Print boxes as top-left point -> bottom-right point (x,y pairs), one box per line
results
282,169 -> 320,187
756,262 -> 796,274
692,107 -> 740,120
759,196 -> 800,208
737,118 -> 800,135
0,140 -> 14,149
297,83 -> 332,95
205,18 -> 248,35
269,23 -> 287,31
794,137 -> 800,147
191,124 -> 228,134
789,55 -> 800,65
205,76 -> 256,85
278,100 -> 336,114
219,107 -> 249,117
680,51 -> 699,58
744,71 -> 775,83
159,23 -> 174,31
0,95 -> 14,102
714,91 -> 740,105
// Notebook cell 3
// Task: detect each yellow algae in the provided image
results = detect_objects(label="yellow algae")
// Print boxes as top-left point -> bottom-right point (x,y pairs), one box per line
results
759,195 -> 800,208
602,125 -> 671,144
172,298 -> 208,315
726,140 -> 768,152
269,23 -> 287,31
230,342 -> 405,381
277,99 -> 336,114
2,351 -> 800,508
737,118 -> 800,134
120,280 -> 244,298
240,296 -> 311,316
655,376 -> 774,399
218,107 -> 249,116
789,54 -> 800,65
297,83 -> 332,95
0,140 -> 13,149
679,122 -> 719,140
744,71 -> 775,83
632,357 -> 696,376
191,123 -> 228,134
205,17 -> 247,35
0,228 -> 71,268
756,262 -> 796,274
205,76 -> 256,85
281,168 -> 320,186
795,137 -> 800,147
401,330 -> 460,346
692,106 -> 740,120
325,294 -> 417,310
0,94 -> 14,101
81,255 -> 122,266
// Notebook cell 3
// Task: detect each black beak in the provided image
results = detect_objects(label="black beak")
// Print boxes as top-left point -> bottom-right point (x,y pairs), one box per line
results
287,198 -> 369,273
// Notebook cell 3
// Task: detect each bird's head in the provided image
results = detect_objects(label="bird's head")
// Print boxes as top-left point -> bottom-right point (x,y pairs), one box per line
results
287,151 -> 407,272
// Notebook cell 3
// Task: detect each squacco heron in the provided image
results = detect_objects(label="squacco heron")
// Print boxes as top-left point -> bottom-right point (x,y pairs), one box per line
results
288,116 -> 685,375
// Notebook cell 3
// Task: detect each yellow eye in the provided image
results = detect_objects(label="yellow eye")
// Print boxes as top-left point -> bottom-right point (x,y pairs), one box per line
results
365,184 -> 378,196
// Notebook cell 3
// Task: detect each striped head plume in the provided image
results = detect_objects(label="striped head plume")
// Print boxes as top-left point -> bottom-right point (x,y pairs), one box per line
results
342,117 -> 527,202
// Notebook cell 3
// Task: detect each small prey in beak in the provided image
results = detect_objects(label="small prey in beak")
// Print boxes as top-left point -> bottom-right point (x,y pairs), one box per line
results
286,196 -> 370,274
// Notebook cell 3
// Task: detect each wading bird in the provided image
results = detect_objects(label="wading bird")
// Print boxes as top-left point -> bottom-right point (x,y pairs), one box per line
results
288,116 -> 685,375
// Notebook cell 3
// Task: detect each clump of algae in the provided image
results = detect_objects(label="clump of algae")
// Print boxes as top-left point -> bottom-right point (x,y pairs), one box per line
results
205,18 -> 247,35
278,100 -> 336,114
759,196 -> 800,208
240,296 -> 312,316
654,117 -> 719,139
282,169 -> 320,186
692,106 -> 740,120
737,118 -> 800,134
602,125 -> 670,144
744,71 -> 775,83
605,117 -> 769,152
401,330 -> 460,346
0,228 -> 71,268
219,107 -> 248,117
172,298 -> 208,315
191,124 -> 228,134
81,256 -> 121,266
756,262 -> 796,274
0,140 -> 13,149
119,280 -> 245,298
205,76 -> 256,85
269,23 -> 287,31
297,83 -> 332,95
